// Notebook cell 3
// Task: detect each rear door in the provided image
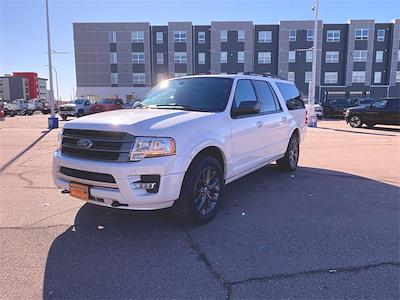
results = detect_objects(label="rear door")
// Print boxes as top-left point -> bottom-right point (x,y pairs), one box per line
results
253,80 -> 289,158
384,100 -> 400,125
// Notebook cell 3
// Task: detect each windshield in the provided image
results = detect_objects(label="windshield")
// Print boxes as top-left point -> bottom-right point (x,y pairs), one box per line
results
74,99 -> 84,105
139,77 -> 233,112
359,99 -> 375,105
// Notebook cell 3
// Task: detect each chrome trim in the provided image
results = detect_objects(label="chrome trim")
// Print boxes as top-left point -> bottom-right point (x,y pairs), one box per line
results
56,172 -> 119,189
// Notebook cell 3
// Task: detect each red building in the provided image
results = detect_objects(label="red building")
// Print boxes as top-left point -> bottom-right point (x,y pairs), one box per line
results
12,72 -> 39,99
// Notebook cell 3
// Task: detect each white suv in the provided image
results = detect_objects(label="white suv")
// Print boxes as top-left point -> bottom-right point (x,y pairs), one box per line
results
53,74 -> 307,224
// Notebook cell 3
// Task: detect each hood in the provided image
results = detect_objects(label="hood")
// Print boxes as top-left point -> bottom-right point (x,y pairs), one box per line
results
63,108 -> 213,136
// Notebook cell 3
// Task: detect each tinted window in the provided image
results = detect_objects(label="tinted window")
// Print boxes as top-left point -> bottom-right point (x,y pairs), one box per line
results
359,99 -> 375,105
327,99 -> 349,106
233,80 -> 258,108
385,100 -> 400,110
371,100 -> 387,108
275,82 -> 305,110
254,80 -> 280,113
75,99 -> 84,105
140,77 -> 233,112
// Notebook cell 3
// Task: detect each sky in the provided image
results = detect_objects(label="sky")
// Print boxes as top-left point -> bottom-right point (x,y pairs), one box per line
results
1,0 -> 399,100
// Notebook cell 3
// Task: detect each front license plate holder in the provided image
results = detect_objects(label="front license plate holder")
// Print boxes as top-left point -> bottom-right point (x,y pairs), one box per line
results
69,182 -> 90,201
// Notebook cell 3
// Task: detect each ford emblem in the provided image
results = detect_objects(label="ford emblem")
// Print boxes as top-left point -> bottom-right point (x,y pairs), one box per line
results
76,138 -> 93,149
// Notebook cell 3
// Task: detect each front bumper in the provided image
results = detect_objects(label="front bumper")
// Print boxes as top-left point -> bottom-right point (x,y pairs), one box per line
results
53,151 -> 188,210
59,110 -> 77,116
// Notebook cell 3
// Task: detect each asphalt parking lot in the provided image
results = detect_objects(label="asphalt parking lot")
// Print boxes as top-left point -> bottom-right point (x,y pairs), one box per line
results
0,114 -> 399,299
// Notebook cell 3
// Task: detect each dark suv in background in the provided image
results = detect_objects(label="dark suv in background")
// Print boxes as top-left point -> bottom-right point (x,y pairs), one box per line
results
322,98 -> 351,118
345,98 -> 400,128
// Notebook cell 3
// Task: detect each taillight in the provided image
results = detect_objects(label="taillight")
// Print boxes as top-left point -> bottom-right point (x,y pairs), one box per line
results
305,111 -> 309,125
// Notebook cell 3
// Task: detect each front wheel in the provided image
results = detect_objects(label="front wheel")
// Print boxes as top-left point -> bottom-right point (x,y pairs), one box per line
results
349,115 -> 363,128
172,156 -> 224,225
60,115 -> 68,121
277,133 -> 300,172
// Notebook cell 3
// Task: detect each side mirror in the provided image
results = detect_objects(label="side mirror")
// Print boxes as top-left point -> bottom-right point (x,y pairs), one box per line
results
232,101 -> 261,117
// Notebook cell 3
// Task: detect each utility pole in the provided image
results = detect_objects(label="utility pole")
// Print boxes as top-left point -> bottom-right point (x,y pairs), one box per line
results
308,0 -> 319,127
45,0 -> 58,128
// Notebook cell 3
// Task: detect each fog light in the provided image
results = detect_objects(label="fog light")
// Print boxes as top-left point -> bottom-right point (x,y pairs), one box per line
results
132,182 -> 157,190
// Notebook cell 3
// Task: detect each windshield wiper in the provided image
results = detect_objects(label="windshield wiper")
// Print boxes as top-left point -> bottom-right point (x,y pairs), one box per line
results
153,104 -> 208,112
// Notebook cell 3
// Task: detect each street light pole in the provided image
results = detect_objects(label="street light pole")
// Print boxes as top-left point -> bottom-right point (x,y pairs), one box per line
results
309,0 -> 319,127
45,0 -> 58,128
46,65 -> 59,101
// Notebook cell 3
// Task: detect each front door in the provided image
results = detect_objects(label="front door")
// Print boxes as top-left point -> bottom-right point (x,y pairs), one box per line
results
363,99 -> 387,124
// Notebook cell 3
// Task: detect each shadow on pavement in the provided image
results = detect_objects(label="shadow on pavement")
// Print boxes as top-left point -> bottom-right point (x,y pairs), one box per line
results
364,126 -> 400,133
317,126 -> 397,137
43,165 -> 400,299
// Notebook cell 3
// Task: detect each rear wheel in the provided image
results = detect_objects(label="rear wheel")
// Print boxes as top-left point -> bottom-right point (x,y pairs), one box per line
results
349,115 -> 363,128
77,110 -> 84,117
61,115 -> 68,121
172,156 -> 224,225
277,133 -> 299,172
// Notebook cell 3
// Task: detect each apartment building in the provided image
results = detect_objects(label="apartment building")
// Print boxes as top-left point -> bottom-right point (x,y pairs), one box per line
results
0,75 -> 30,101
74,19 -> 400,101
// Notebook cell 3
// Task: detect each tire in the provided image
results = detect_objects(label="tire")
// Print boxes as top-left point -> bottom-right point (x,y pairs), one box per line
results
172,156 -> 224,225
277,133 -> 300,172
77,110 -> 84,117
349,115 -> 363,128
61,115 -> 68,121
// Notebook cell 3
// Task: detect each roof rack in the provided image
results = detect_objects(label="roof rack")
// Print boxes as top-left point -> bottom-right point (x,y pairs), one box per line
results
241,72 -> 285,80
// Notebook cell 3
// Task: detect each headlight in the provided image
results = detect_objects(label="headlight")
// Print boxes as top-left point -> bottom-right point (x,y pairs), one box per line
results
130,137 -> 176,161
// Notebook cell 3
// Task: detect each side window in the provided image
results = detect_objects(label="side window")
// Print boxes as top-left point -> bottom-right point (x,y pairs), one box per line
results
372,100 -> 387,108
233,80 -> 258,108
254,80 -> 281,113
275,82 -> 305,110
84,100 -> 90,106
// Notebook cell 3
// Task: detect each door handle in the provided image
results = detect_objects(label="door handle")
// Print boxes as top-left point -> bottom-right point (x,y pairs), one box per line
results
256,121 -> 264,128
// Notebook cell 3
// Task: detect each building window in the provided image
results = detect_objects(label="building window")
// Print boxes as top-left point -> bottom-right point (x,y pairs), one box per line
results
374,72 -> 382,84
287,72 -> 295,82
220,51 -> 227,63
324,72 -> 338,84
305,71 -> 312,83
306,50 -> 313,62
174,52 -> 187,63
355,28 -> 369,40
111,73 -> 118,84
258,52 -> 271,64
156,32 -> 163,44
352,71 -> 366,83
156,53 -> 164,64
156,73 -> 165,83
375,51 -> 383,63
198,52 -> 205,64
237,51 -> 245,63
198,31 -> 205,44
289,29 -> 296,41
353,50 -> 367,62
174,73 -> 187,78
307,29 -> 314,41
173,31 -> 187,43
398,50 -> 400,62
288,51 -> 296,63
133,73 -> 145,84
396,71 -> 400,82
238,30 -> 245,42
325,51 -> 339,63
220,30 -> 227,42
131,31 -> 144,43
258,31 -> 272,43
132,52 -> 145,64
326,30 -> 340,42
110,52 -> 117,64
109,31 -> 116,43
377,29 -> 385,42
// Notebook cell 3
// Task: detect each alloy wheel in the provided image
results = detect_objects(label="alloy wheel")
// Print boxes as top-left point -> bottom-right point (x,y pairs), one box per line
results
288,138 -> 299,169
193,167 -> 221,215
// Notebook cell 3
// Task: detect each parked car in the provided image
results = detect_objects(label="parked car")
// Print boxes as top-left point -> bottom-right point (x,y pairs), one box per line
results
3,101 -> 18,116
350,98 -> 376,107
59,99 -> 92,120
90,98 -> 123,114
345,98 -> 400,128
304,99 -> 323,119
0,101 -> 4,121
322,98 -> 350,118
53,74 -> 307,224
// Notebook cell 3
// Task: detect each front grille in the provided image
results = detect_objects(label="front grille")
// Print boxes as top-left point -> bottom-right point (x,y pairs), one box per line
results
61,129 -> 134,162
60,106 -> 74,111
60,167 -> 116,183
